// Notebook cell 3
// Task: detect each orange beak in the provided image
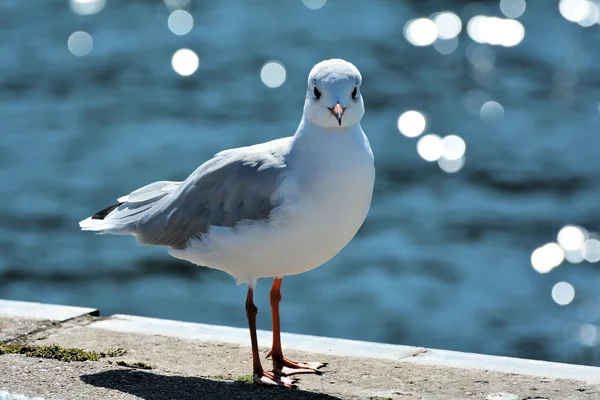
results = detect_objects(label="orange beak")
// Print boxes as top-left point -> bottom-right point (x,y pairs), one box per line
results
329,103 -> 344,126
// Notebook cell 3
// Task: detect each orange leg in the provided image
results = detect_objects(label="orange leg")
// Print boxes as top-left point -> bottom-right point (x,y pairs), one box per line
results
266,277 -> 328,376
245,286 -> 297,387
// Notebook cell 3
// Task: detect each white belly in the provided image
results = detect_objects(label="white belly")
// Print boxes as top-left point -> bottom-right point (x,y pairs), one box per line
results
169,144 -> 375,285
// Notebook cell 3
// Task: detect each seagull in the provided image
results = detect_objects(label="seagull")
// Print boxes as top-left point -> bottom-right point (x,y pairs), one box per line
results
79,59 -> 375,387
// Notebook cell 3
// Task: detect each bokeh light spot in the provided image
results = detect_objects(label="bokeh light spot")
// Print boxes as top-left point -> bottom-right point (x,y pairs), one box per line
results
480,101 -> 504,122
417,134 -> 444,162
564,248 -> 585,263
260,61 -> 286,88
582,238 -> 600,262
434,37 -> 459,55
467,15 -> 524,47
67,31 -> 93,57
168,10 -> 194,35
303,0 -> 327,10
559,0 -> 599,26
434,12 -> 462,39
531,243 -> 564,273
70,0 -> 105,16
442,135 -> 466,160
552,281 -> 575,306
500,0 -> 526,19
578,324 -> 599,346
557,225 -> 587,252
438,155 -> 465,173
398,111 -> 426,138
579,2 -> 600,26
171,49 -> 199,76
404,18 -> 438,47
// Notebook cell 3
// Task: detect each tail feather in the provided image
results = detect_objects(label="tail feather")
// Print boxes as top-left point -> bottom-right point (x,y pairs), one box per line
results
79,201 -> 157,234
79,180 -> 181,235
79,202 -> 127,234
92,203 -> 123,220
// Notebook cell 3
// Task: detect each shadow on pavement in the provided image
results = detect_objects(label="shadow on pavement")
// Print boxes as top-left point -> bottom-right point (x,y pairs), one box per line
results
81,369 -> 344,400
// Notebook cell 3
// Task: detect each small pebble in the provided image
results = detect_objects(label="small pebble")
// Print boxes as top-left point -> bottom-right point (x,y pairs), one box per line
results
486,393 -> 519,400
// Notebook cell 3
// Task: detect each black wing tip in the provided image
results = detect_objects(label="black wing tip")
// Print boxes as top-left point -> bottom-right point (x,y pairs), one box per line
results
91,202 -> 124,220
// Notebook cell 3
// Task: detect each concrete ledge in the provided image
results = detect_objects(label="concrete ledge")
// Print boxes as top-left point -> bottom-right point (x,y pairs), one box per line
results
2,300 -> 600,400
0,300 -> 98,321
91,314 -> 600,384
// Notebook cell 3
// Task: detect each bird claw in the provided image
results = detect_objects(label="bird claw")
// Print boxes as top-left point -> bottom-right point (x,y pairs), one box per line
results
273,356 -> 328,376
254,370 -> 298,388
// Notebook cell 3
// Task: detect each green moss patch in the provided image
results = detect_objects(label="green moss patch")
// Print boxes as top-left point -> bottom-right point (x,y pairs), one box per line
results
234,374 -> 254,384
99,347 -> 127,358
0,343 -> 100,362
0,343 -> 128,363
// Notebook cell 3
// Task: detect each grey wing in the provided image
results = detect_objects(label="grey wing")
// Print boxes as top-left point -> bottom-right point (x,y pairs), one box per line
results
134,144 -> 288,249
118,181 -> 181,203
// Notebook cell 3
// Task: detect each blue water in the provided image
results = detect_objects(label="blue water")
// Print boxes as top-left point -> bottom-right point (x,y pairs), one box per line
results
1,0 -> 600,366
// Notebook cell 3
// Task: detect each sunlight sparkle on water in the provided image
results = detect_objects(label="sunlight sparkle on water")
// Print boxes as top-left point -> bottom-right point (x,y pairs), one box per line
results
168,10 -> 193,35
531,243 -> 564,273
434,12 -> 462,39
557,225 -> 587,252
404,18 -> 438,47
417,134 -> 444,162
582,238 -> 600,262
467,16 -> 524,47
434,37 -> 459,55
552,281 -> 575,306
480,101 -> 504,122
442,135 -> 466,160
70,0 -> 105,15
398,111 -> 426,138
438,156 -> 465,173
260,62 -> 286,88
303,0 -> 327,10
500,0 -> 526,19
564,248 -> 585,263
578,323 -> 600,346
171,49 -> 199,76
559,0 -> 600,26
67,31 -> 93,57
416,133 -> 467,172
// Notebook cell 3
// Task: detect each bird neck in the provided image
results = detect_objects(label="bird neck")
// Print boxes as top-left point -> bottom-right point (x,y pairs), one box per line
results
294,116 -> 362,138
290,116 -> 367,158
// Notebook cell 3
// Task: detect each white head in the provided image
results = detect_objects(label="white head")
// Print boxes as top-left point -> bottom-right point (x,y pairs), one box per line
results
303,59 -> 364,129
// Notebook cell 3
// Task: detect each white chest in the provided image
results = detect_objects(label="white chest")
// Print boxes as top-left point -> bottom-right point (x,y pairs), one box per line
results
285,151 -> 375,240
267,129 -> 375,269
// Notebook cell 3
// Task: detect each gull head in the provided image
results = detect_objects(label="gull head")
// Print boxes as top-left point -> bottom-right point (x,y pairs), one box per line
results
303,59 -> 364,129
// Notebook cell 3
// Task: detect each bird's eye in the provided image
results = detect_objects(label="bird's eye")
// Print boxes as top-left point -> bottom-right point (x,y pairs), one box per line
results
351,87 -> 358,99
313,86 -> 321,99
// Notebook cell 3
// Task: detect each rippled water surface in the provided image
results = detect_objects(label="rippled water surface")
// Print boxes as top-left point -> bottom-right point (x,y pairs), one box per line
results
1,0 -> 600,366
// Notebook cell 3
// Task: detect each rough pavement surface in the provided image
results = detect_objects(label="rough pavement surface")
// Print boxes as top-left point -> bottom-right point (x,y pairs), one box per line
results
1,315 -> 598,400
0,316 -> 55,342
